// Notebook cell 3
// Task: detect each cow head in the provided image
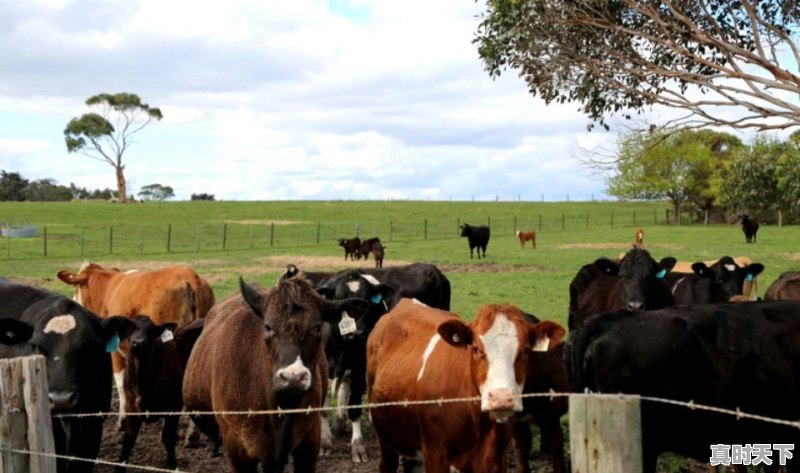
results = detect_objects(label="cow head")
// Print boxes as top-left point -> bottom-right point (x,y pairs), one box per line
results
127,315 -> 177,359
1,299 -> 136,413
692,256 -> 765,301
437,304 -> 565,423
56,262 -> 109,310
595,248 -> 677,311
459,224 -> 471,237
317,271 -> 394,340
238,277 -> 368,396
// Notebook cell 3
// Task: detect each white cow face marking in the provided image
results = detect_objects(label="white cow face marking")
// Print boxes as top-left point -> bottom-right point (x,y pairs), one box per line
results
43,315 -> 77,335
346,281 -> 361,293
478,314 -> 523,412
724,264 -> 736,272
416,334 -> 441,382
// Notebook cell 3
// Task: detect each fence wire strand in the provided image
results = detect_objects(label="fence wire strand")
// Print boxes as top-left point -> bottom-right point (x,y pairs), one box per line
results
0,446 -> 188,473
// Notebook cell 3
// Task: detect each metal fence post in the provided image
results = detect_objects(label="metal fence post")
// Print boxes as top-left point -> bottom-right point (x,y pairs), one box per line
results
270,223 -> 274,247
109,226 -> 113,254
167,224 -> 172,253
196,225 -> 201,251
424,219 -> 428,240
80,227 -> 85,257
139,225 -> 144,253
43,227 -> 47,257
316,222 -> 321,245
222,223 -> 227,250
389,220 -> 393,242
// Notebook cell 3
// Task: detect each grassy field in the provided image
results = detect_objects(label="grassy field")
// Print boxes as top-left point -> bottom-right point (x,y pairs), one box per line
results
1,200 -> 798,330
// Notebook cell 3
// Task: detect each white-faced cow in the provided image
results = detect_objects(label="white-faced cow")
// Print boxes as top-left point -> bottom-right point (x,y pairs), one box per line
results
367,299 -> 565,473
0,279 -> 136,473
183,277 -> 368,473
460,223 -> 490,259
570,301 -> 800,472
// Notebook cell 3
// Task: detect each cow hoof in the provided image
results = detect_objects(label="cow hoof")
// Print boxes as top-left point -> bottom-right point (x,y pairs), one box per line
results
351,438 -> 368,463
331,417 -> 348,437
183,427 -> 201,449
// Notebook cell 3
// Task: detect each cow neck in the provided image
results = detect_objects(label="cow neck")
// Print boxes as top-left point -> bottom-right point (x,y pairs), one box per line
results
85,270 -> 117,316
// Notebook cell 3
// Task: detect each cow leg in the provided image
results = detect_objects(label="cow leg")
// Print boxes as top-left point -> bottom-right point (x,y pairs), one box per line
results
183,413 -> 201,448
377,441 -> 401,473
349,365 -> 368,462
540,417 -> 566,473
116,416 -> 142,473
320,395 -> 334,456
422,447 -> 450,473
291,435 -> 320,473
112,353 -> 127,430
162,416 -> 179,468
512,422 -> 532,473
333,371 -> 351,436
470,247 -> 474,259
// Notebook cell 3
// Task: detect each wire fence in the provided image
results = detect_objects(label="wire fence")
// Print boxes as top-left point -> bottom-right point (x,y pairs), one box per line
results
4,391 -> 799,473
1,207 -> 687,260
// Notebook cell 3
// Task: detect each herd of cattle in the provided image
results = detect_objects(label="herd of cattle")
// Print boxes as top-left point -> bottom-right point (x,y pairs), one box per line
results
3,237 -> 800,472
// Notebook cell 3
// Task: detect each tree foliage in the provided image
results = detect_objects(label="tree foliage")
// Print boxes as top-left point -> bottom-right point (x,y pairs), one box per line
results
190,193 -> 215,201
64,93 -> 163,203
475,0 -> 800,131
0,171 -> 29,202
138,183 -> 175,201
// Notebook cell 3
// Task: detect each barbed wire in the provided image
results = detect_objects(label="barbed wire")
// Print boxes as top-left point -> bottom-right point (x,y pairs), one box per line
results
50,391 -> 800,431
0,446 -> 188,473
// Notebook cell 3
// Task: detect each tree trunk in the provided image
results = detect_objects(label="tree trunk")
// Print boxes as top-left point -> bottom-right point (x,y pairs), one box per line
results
672,200 -> 681,224
115,166 -> 128,203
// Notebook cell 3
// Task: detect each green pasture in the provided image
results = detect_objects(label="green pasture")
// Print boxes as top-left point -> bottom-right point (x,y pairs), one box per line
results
1,200 -> 798,330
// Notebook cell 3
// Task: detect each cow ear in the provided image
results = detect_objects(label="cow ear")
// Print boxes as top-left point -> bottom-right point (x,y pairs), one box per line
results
158,322 -> 179,335
529,321 -> 566,352
101,316 -> 137,343
239,277 -> 264,319
0,318 -> 34,345
691,262 -> 712,277
316,285 -> 335,300
438,320 -> 473,347
594,258 -> 619,275
658,257 -> 677,273
323,298 -> 369,323
57,270 -> 88,286
745,263 -> 765,278
374,284 -> 395,304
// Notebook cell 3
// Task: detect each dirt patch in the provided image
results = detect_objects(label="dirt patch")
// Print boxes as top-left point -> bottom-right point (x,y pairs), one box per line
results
225,219 -> 309,226
438,263 -> 554,274
556,243 -> 685,252
786,253 -> 800,261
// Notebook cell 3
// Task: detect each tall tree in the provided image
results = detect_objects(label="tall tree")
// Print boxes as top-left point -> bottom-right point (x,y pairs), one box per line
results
64,93 -> 163,203
607,130 -> 716,223
0,171 -> 29,201
475,0 -> 800,131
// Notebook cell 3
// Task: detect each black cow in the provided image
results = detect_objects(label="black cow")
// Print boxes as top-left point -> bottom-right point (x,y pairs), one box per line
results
570,301 -> 800,472
514,312 -> 569,473
665,256 -> 765,305
568,247 -> 677,330
279,264 -> 334,287
0,279 -> 136,473
338,237 -> 361,260
460,223 -> 490,259
738,214 -> 759,243
359,237 -> 382,261
316,271 -> 394,463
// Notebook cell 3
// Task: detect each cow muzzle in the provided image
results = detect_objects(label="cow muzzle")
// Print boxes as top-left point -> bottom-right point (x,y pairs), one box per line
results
274,364 -> 312,393
626,301 -> 644,311
49,390 -> 79,412
485,389 -> 516,423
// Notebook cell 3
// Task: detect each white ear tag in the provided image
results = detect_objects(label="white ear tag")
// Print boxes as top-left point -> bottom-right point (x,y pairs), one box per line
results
533,335 -> 550,352
338,311 -> 357,336
160,329 -> 174,343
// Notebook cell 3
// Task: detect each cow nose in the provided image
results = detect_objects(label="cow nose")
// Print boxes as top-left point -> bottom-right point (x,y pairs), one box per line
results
49,391 -> 79,412
486,389 -> 515,412
627,301 -> 644,311
274,366 -> 312,392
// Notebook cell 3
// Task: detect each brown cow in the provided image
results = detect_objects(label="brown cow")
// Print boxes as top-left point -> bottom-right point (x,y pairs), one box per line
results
338,237 -> 361,261
359,237 -> 382,261
371,241 -> 386,268
765,271 -> 800,301
183,277 -> 368,473
367,299 -> 565,473
516,230 -> 537,249
56,263 -> 215,426
635,228 -> 644,248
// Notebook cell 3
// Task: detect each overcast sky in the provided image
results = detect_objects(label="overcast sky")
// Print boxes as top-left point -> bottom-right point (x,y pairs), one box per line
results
0,0 -> 622,201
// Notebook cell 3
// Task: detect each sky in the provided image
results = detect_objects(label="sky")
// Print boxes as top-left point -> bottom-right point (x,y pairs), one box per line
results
0,0 -> 620,201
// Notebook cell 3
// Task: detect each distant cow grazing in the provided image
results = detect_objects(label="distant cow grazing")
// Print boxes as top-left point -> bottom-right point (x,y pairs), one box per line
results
359,237 -> 382,261
738,214 -> 759,243
338,237 -> 361,260
118,315 -> 191,471
367,299 -> 565,473
516,230 -> 537,249
765,271 -> 800,301
0,279 -> 137,473
568,247 -> 677,330
570,301 -> 800,472
183,277 -> 369,473
371,241 -> 386,268
460,223 -> 490,259
635,227 -> 644,248
57,263 -> 215,427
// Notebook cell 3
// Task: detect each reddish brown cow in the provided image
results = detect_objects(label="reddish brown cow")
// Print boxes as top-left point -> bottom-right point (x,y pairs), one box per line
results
635,227 -> 644,248
516,230 -> 537,249
56,263 -> 215,426
367,299 -> 565,473
183,277 -> 368,473
371,241 -> 386,268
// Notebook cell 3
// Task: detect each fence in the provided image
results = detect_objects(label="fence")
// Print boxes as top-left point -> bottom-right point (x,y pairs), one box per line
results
2,208 -> 683,260
3,358 -> 798,473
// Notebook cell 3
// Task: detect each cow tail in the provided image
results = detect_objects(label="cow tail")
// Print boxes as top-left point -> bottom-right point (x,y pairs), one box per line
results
184,282 -> 198,321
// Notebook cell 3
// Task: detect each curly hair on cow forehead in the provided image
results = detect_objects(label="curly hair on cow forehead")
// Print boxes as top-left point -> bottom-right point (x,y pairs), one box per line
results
268,277 -> 320,313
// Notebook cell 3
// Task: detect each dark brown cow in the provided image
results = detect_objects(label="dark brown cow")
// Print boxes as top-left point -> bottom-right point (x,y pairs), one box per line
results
765,271 -> 800,301
183,277 -> 368,473
359,237 -> 382,261
338,237 -> 361,261
516,230 -> 537,249
371,241 -> 386,268
367,299 -> 565,473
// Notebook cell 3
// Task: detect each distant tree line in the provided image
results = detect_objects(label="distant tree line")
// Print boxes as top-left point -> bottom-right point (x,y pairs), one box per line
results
0,170 -> 117,202
190,193 -> 215,201
607,130 -> 800,224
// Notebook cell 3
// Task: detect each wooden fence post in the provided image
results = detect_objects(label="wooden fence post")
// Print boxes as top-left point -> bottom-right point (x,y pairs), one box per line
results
389,220 -> 393,242
570,394 -> 642,473
316,222 -> 321,245
539,214 -> 542,232
424,219 -> 428,240
109,226 -> 113,254
222,223 -> 228,250
0,355 -> 57,473
270,223 -> 274,247
167,224 -> 172,253
80,227 -> 84,257
43,227 -> 47,257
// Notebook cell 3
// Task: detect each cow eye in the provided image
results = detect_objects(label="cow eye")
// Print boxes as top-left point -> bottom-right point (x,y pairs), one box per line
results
264,323 -> 274,334
471,346 -> 485,358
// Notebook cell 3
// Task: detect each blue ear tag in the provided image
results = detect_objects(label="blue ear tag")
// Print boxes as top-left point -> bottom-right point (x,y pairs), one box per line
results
656,269 -> 667,279
745,273 -> 754,282
106,333 -> 120,353
370,294 -> 383,304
